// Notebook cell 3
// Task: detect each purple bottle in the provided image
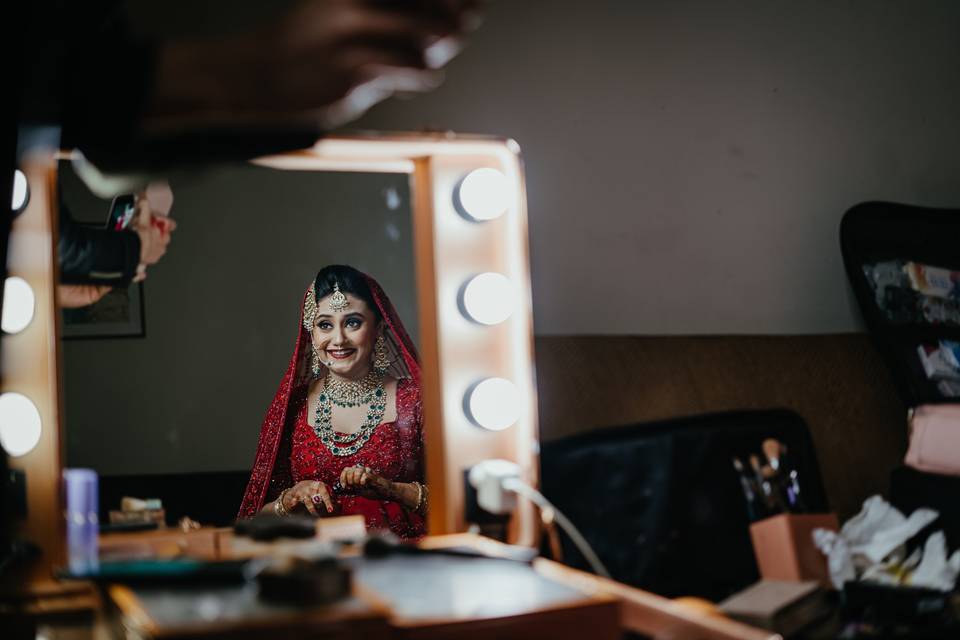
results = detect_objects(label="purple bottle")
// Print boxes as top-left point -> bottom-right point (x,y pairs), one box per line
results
63,468 -> 99,574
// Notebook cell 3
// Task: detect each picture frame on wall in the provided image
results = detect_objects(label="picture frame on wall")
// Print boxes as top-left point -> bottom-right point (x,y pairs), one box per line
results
62,283 -> 146,339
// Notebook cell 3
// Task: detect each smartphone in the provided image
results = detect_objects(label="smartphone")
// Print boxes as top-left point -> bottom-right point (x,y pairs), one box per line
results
106,194 -> 137,231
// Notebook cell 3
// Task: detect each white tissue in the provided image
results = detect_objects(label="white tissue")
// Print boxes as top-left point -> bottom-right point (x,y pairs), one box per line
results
907,531 -> 960,591
813,495 -> 958,591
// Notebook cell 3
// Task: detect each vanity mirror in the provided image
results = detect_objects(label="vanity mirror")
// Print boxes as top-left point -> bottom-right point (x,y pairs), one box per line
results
3,134 -> 539,585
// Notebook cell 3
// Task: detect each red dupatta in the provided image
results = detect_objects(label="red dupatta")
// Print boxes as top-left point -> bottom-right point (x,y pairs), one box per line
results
237,272 -> 422,519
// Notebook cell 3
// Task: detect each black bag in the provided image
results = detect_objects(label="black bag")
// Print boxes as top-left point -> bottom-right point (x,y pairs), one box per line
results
539,408 -> 828,602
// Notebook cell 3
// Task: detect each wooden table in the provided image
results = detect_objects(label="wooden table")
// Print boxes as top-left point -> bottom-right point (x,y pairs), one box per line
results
103,535 -> 620,640
17,529 -> 775,640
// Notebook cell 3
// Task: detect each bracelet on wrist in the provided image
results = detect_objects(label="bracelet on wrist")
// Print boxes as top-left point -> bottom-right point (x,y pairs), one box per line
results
411,481 -> 427,513
274,488 -> 291,517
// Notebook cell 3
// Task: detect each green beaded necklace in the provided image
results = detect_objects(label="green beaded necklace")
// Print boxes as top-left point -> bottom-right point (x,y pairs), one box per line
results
313,372 -> 386,457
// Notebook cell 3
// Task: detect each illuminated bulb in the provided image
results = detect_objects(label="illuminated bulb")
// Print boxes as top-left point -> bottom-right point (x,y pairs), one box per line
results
465,378 -> 522,431
2,277 -> 35,334
460,272 -> 515,325
12,169 -> 28,212
0,392 -> 42,457
455,168 -> 510,221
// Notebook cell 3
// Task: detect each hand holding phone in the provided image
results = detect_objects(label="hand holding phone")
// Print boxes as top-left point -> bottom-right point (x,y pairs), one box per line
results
131,196 -> 178,281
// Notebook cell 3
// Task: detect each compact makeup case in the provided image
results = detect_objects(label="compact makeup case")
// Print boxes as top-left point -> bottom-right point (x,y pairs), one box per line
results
840,201 -> 960,546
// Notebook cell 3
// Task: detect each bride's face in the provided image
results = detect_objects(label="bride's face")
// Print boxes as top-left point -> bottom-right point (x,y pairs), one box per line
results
312,292 -> 380,379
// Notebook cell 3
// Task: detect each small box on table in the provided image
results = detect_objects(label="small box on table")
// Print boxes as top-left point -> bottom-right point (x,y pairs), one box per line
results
749,512 -> 838,587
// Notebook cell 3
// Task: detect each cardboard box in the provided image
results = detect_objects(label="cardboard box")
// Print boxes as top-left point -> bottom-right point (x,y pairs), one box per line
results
749,513 -> 838,587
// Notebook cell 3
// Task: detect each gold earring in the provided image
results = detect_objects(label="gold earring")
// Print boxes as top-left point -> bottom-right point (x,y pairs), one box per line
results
311,343 -> 322,378
373,335 -> 390,374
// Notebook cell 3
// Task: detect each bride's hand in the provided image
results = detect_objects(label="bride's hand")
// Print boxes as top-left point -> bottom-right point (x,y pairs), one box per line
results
339,465 -> 391,498
285,479 -> 334,515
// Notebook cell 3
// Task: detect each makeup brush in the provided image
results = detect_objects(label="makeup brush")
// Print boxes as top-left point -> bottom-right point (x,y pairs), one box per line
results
750,454 -> 783,514
777,442 -> 806,513
762,438 -> 794,511
762,439 -> 782,471
732,457 -> 759,521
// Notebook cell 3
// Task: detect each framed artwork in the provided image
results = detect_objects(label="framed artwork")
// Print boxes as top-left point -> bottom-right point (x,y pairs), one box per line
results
62,283 -> 145,339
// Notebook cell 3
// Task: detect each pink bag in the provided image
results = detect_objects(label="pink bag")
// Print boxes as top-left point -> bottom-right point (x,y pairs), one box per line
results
905,404 -> 960,476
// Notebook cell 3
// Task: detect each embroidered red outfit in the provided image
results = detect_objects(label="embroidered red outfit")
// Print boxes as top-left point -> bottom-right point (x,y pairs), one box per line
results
238,273 -> 425,539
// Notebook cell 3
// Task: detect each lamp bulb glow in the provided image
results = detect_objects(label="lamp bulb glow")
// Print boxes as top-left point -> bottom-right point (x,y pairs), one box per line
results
12,169 -> 28,212
0,392 -> 42,457
455,168 -> 510,221
465,377 -> 522,431
2,277 -> 35,334
459,272 -> 516,325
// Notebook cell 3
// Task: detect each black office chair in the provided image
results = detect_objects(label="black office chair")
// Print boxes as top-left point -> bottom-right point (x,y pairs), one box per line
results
539,409 -> 829,602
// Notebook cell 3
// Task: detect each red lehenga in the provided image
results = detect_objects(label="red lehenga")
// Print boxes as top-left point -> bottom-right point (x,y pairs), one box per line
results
238,274 -> 425,539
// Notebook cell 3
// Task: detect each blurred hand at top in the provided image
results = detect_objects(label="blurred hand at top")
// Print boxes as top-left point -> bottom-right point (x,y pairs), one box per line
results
146,0 -> 484,133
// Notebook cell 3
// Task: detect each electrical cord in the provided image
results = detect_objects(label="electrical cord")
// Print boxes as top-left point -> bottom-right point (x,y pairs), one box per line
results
501,477 -> 611,579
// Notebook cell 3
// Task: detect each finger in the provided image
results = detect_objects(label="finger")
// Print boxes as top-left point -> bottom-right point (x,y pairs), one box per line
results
332,7 -> 458,43
347,468 -> 360,486
338,44 -> 429,76
154,216 -> 176,235
318,486 -> 334,513
360,471 -> 369,486
340,468 -> 349,487
301,494 -> 319,516
144,180 -> 174,216
135,198 -> 151,227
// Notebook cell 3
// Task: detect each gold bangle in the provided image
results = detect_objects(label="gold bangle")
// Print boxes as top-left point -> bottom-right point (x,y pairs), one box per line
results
412,481 -> 427,513
275,488 -> 291,517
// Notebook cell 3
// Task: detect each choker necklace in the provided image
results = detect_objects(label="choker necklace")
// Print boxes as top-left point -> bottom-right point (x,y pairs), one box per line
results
314,373 -> 386,457
324,370 -> 382,408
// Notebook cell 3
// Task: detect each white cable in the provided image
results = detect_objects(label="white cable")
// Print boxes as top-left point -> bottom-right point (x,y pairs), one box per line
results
501,477 -> 611,579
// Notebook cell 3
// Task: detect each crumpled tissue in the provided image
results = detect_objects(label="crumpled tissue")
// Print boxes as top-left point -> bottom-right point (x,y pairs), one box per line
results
812,495 -> 960,591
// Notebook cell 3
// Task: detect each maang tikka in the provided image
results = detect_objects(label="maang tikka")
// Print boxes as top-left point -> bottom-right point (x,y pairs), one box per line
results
328,282 -> 349,312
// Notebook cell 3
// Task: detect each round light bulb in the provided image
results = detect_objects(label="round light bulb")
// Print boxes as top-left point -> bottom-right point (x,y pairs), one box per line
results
465,377 -> 522,431
12,169 -> 28,212
459,272 -> 516,325
2,277 -> 35,334
455,168 -> 510,221
0,392 -> 42,457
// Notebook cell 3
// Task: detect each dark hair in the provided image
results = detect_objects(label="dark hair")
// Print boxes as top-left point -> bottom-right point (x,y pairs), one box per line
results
313,265 -> 382,322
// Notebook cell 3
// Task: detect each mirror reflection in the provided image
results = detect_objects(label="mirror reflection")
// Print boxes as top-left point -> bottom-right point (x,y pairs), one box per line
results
58,161 -> 426,537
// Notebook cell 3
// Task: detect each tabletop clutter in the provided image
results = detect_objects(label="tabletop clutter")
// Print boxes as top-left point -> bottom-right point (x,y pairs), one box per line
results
724,437 -> 960,637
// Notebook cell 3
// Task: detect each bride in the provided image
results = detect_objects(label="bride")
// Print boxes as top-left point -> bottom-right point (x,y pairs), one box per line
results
238,265 -> 426,539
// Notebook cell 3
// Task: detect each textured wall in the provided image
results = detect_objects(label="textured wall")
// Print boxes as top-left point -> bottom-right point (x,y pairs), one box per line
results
355,0 -> 960,334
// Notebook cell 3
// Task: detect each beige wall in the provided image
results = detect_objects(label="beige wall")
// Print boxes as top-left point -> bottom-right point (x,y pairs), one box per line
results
355,0 -> 960,334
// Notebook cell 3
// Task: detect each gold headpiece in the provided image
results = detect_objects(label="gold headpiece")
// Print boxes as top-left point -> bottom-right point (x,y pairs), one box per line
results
328,282 -> 349,312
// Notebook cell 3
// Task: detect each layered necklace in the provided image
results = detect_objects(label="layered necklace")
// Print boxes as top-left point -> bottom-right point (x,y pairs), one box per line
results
313,370 -> 386,457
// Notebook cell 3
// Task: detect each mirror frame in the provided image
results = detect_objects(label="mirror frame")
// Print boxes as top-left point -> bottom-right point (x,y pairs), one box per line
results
3,133 -> 539,588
